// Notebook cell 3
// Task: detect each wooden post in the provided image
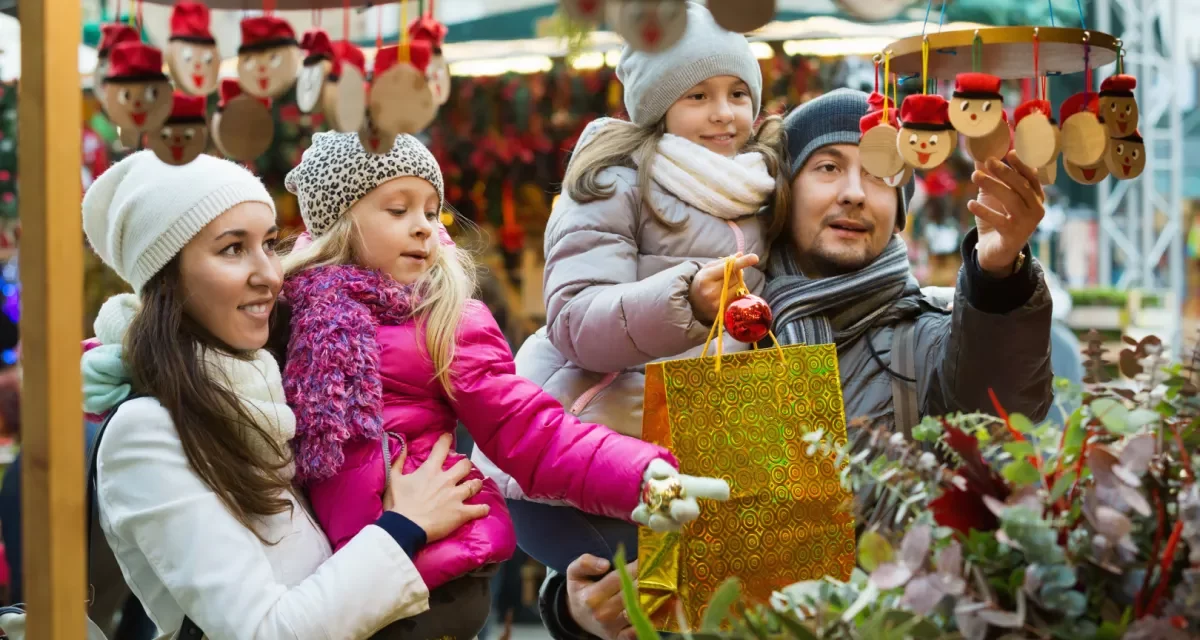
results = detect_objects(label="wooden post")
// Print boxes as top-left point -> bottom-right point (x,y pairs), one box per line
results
18,0 -> 85,636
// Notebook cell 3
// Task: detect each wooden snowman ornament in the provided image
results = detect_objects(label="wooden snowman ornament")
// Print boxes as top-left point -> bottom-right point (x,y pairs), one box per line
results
165,2 -> 221,96
237,16 -> 301,99
1013,100 -> 1059,170
296,29 -> 334,114
948,73 -> 1005,138
93,24 -> 140,112
1098,74 -> 1138,138
965,108 -> 1011,163
322,41 -> 367,133
103,42 -> 174,135
148,92 -> 208,166
606,0 -> 689,53
1103,131 -> 1145,180
409,16 -> 452,107
897,94 -> 956,170
709,0 -> 776,33
369,43 -> 437,138
1058,91 -> 1107,168
561,0 -> 606,23
211,78 -> 274,163
860,98 -> 906,183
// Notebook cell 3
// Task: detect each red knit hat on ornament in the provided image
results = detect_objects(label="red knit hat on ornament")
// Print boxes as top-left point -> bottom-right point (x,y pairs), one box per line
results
1014,99 -> 1053,125
301,29 -> 334,62
166,92 -> 207,124
238,16 -> 297,54
330,41 -> 366,79
407,16 -> 449,48
1100,74 -> 1136,97
373,43 -> 433,77
99,24 -> 140,59
218,78 -> 270,110
900,94 -> 952,130
860,108 -> 899,133
953,72 -> 1002,98
106,43 -> 169,83
866,92 -> 894,113
1059,92 -> 1099,122
169,2 -> 215,44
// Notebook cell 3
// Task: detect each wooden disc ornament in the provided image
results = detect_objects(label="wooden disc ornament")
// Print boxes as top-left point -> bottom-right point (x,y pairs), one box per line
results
1063,158 -> 1109,185
709,0 -> 775,33
1038,159 -> 1058,185
1013,100 -> 1059,169
560,0 -> 606,23
322,41 -> 367,133
358,110 -> 394,155
165,2 -> 221,96
236,16 -> 301,99
897,94 -> 955,170
883,165 -> 914,189
148,92 -> 209,166
605,0 -> 688,54
102,42 -> 174,134
1098,74 -> 1138,138
212,78 -> 274,163
369,44 -> 437,138
1103,131 -> 1145,180
93,24 -> 141,111
965,109 -> 1012,163
860,108 -> 905,180
408,15 -> 452,107
296,29 -> 334,114
948,73 -> 1005,138
1058,91 -> 1107,168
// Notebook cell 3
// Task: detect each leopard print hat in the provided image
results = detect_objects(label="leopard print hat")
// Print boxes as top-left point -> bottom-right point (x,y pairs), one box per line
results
284,131 -> 445,238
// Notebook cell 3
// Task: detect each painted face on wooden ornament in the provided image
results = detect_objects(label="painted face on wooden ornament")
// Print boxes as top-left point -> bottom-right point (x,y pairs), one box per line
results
1063,158 -> 1109,185
1104,132 -> 1145,180
898,94 -> 955,170
1058,91 -> 1107,168
369,44 -> 437,138
605,0 -> 688,53
148,92 -> 209,166
965,110 -> 1011,163
237,16 -> 301,99
859,107 -> 905,180
948,72 -> 1005,138
165,2 -> 220,96
93,23 -> 140,111
103,43 -> 173,133
1013,100 -> 1059,170
296,29 -> 335,114
1098,74 -> 1139,138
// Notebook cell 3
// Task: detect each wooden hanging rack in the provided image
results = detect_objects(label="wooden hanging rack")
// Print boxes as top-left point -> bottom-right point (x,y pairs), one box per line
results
886,26 -> 1119,80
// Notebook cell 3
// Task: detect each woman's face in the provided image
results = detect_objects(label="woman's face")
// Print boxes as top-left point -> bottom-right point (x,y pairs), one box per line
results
177,202 -> 282,351
663,75 -> 755,157
346,176 -> 441,285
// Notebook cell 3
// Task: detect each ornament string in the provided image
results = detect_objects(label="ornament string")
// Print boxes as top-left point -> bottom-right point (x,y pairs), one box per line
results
1075,0 -> 1087,29
1033,28 -> 1042,100
400,0 -> 410,62
418,0 -> 426,17
882,51 -> 892,124
136,0 -> 144,36
343,0 -> 350,43
873,56 -> 880,96
1117,43 -> 1124,75
921,37 -> 930,94
376,5 -> 383,50
1084,36 -> 1092,94
920,0 -> 934,36
428,0 -> 435,17
937,0 -> 947,32
700,258 -> 784,373
1048,0 -> 1056,26
972,32 -> 983,72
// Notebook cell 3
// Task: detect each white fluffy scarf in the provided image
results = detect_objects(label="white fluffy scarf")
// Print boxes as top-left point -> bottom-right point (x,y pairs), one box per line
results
640,133 -> 776,220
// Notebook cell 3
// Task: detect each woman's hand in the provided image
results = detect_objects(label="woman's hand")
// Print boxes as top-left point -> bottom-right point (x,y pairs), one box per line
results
688,253 -> 759,325
382,433 -> 489,543
565,555 -> 638,640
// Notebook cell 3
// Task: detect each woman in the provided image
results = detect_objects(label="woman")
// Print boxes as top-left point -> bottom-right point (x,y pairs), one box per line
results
80,150 -> 487,638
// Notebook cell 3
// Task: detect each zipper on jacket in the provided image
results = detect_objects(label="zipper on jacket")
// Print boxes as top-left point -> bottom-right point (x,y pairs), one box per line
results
381,434 -> 406,490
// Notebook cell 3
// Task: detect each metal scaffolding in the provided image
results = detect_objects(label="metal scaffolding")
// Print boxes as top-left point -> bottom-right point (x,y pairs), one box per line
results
1094,0 -> 1187,350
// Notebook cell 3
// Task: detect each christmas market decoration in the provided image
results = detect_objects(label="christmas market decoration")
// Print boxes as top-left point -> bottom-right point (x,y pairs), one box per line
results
324,41 -> 367,133
147,92 -> 208,166
102,42 -> 173,135
369,43 -> 436,138
860,102 -> 904,182
948,72 -> 1004,138
1059,91 -> 1107,168
409,13 -> 452,107
236,15 -> 301,100
295,29 -> 334,114
94,23 -> 141,112
1098,73 -> 1138,138
211,78 -> 274,163
965,108 -> 1011,163
1103,130 -> 1145,180
165,1 -> 220,97
1013,99 -> 1059,170
898,94 -> 954,170
723,273 -> 772,344
708,0 -> 775,33
606,0 -> 688,53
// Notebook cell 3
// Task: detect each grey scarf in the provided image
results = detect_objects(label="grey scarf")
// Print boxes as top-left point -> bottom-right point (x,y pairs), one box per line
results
764,235 -> 929,350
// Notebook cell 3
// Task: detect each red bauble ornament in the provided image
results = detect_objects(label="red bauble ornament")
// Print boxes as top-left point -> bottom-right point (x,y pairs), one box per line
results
724,294 -> 772,343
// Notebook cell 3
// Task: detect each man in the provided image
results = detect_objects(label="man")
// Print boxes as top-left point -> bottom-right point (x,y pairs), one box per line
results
538,88 -> 1055,639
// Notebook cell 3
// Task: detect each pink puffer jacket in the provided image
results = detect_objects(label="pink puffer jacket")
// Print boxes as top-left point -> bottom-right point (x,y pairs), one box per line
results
281,265 -> 675,590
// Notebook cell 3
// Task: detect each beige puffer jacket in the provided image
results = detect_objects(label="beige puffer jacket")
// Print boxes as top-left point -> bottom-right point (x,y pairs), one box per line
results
472,165 -> 770,502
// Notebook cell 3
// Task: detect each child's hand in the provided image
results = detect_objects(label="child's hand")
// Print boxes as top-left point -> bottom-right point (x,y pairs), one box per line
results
632,458 -> 730,532
688,253 -> 759,325
383,433 -> 490,543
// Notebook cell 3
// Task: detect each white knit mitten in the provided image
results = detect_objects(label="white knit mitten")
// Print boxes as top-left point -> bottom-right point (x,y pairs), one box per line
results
631,459 -> 730,532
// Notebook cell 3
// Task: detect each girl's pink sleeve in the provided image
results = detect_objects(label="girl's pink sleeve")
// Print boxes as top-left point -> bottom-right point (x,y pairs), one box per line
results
450,301 -> 676,521
307,437 -> 387,552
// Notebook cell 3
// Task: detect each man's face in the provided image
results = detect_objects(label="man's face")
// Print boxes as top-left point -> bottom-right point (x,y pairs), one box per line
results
788,144 -> 899,278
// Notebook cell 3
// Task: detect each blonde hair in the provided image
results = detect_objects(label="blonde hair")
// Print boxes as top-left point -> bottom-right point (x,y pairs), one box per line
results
562,115 -> 791,243
282,216 -> 477,396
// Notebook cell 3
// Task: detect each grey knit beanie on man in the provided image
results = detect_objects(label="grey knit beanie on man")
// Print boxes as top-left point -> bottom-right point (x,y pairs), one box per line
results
616,1 -> 762,127
783,88 -> 915,231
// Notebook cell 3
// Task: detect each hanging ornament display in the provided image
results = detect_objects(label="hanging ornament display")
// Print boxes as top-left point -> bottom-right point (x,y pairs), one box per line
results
965,109 -> 1011,163
1013,99 -> 1058,170
1103,131 -> 1145,180
94,23 -> 141,111
948,73 -> 1004,138
409,11 -> 452,107
606,0 -> 688,53
147,92 -> 208,166
358,109 -> 393,155
561,0 -> 606,23
323,41 -> 367,133
102,42 -> 173,135
237,15 -> 301,99
165,1 -> 220,97
296,29 -> 334,114
898,95 -> 954,170
369,41 -> 436,138
861,58 -> 908,183
1058,91 -> 1106,168
1098,73 -> 1138,137
211,78 -> 273,163
709,0 -> 775,33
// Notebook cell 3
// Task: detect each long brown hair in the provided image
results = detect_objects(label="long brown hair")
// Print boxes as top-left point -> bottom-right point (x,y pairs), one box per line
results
562,115 -> 791,244
124,258 -> 293,542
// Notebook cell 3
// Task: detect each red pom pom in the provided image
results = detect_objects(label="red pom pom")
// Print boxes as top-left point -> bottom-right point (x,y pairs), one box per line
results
1014,99 -> 1052,125
724,295 -> 773,343
169,2 -> 214,43
300,29 -> 334,60
99,24 -> 140,58
900,94 -> 950,127
953,72 -> 1002,96
167,92 -> 207,123
1100,74 -> 1137,95
106,42 -> 167,82
1058,91 -> 1099,122
239,16 -> 297,53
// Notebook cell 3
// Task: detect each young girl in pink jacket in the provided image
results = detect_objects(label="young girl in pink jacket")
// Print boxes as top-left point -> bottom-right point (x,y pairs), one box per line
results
278,130 -> 728,638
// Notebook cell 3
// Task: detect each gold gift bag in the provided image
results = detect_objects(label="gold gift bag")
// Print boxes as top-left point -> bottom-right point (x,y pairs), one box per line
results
637,261 -> 856,632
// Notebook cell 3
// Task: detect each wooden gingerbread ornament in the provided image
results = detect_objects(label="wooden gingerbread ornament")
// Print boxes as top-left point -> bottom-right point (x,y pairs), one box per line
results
211,78 -> 274,163
369,43 -> 437,138
148,92 -> 209,166
1013,99 -> 1059,170
1058,91 -> 1107,168
165,2 -> 220,97
605,0 -> 688,54
1063,157 -> 1110,185
93,23 -> 141,112
860,105 -> 905,181
1103,131 -> 1145,180
965,108 -> 1012,163
103,42 -> 173,134
561,0 -> 606,23
948,72 -> 1005,138
237,16 -> 301,99
897,94 -> 955,170
409,15 -> 452,107
296,29 -> 334,114
1098,74 -> 1138,138
321,41 -> 367,133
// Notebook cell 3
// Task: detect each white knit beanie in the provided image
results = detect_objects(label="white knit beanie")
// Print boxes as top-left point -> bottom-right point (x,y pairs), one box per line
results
82,150 -> 275,293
